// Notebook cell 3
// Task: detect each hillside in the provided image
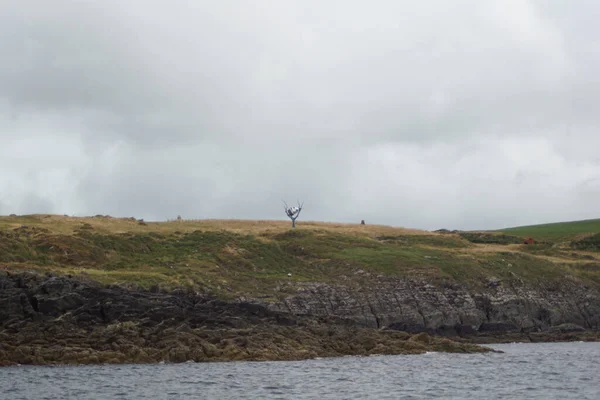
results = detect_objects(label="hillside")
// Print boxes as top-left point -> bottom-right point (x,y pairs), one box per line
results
496,218 -> 600,243
1,214 -> 599,294
1,214 -> 599,366
1,214 -> 446,295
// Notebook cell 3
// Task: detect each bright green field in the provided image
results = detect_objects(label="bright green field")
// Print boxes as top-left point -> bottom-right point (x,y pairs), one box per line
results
497,218 -> 600,243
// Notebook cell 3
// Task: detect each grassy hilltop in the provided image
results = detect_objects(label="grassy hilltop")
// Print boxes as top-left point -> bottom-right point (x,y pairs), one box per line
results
497,218 -> 600,243
1,214 -> 599,298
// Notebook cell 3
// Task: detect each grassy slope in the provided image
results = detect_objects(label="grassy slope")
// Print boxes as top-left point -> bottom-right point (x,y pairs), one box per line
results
1,215 -> 599,298
497,218 -> 600,242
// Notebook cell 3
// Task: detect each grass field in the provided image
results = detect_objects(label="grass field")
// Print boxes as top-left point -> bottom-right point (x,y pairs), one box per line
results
1,214 -> 599,296
496,218 -> 600,243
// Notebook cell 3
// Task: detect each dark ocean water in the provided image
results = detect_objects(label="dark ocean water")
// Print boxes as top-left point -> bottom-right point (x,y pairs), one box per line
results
1,342 -> 598,399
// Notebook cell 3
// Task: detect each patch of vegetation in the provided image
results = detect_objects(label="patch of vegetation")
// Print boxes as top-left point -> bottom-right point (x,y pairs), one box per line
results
498,218 -> 600,243
376,234 -> 470,248
571,233 -> 600,251
335,245 -> 459,278
569,263 -> 600,286
458,232 -> 524,245
480,252 -> 567,282
1,214 -> 599,295
518,243 -> 561,257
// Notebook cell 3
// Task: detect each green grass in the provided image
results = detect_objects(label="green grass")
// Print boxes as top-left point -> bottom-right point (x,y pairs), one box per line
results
458,232 -> 524,245
571,233 -> 600,251
2,214 -> 600,296
376,234 -> 471,248
497,218 -> 600,243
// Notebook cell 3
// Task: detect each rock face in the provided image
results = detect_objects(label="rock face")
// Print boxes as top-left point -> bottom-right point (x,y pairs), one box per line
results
264,278 -> 600,337
1,271 -> 599,366
0,272 -> 490,366
2,272 -> 599,340
0,272 -> 278,330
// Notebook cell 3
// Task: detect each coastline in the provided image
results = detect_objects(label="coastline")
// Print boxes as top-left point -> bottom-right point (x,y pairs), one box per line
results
1,216 -> 599,366
2,272 -> 598,367
0,272 -> 492,367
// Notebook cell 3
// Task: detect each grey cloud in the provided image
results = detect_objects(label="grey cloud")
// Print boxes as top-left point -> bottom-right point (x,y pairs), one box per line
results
1,1 -> 600,229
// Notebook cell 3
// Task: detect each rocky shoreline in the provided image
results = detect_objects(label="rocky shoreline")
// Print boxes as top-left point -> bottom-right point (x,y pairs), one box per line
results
1,272 -> 494,366
259,276 -> 600,338
2,272 -> 599,366
2,217 -> 599,366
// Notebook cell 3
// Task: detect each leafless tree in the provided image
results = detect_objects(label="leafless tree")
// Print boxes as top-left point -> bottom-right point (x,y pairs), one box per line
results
283,199 -> 304,228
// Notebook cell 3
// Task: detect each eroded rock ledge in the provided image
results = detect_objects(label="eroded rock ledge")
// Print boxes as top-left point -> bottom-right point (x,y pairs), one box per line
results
0,272 -> 489,366
263,277 -> 600,341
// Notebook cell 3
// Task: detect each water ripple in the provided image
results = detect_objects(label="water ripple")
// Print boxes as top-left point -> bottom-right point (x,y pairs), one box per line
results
1,342 -> 599,399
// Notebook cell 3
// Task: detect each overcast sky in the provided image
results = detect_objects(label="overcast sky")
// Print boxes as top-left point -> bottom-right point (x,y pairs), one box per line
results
1,1 -> 600,230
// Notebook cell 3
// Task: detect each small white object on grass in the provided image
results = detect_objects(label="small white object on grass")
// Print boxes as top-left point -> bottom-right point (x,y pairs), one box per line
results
287,273 -> 292,277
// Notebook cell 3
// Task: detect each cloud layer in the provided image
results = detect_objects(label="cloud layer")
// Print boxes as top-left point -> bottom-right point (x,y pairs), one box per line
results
2,1 -> 600,230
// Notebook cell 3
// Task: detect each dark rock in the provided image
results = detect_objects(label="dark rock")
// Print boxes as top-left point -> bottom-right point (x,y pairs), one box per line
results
386,322 -> 426,334
550,323 -> 586,333
264,278 -> 600,335
275,315 -> 297,326
35,293 -> 85,316
0,275 -> 15,290
237,302 -> 271,318
433,325 -> 460,337
455,324 -> 476,336
0,271 -> 598,366
478,322 -> 520,333
149,284 -> 161,294
40,277 -> 74,296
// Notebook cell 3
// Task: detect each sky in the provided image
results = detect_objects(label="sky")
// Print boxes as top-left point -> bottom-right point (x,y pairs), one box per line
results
1,1 -> 600,231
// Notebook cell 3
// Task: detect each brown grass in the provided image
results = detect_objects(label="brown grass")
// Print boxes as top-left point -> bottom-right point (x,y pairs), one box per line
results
0,214 -> 431,238
2,214 -> 599,291
459,243 -> 523,254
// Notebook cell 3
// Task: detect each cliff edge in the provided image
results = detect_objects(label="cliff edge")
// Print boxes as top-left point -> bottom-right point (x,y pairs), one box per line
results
1,214 -> 599,364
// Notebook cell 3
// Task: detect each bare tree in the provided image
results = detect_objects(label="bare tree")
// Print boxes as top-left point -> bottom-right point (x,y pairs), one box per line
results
283,199 -> 304,228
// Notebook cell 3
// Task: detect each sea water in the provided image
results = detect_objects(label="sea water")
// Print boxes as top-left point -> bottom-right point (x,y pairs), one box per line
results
1,342 -> 598,399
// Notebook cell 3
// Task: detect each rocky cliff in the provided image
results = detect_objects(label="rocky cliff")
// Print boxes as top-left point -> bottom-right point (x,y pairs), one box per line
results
0,272 -> 490,366
262,277 -> 600,339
